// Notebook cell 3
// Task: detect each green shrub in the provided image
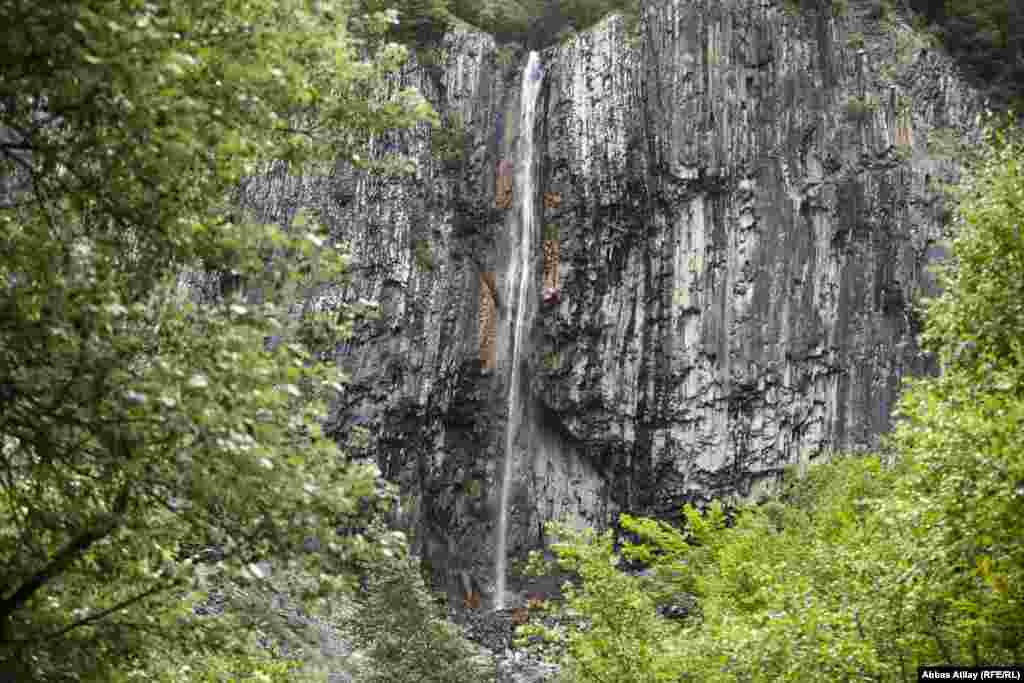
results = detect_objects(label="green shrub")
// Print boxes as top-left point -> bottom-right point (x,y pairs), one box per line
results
417,45 -> 445,68
448,0 -> 640,47
927,126 -> 965,160
413,239 -> 435,272
889,119 -> 1024,662
894,27 -> 935,65
866,0 -> 895,24
494,44 -> 519,70
346,540 -> 496,683
780,0 -> 845,18
519,525 -> 687,683
845,94 -> 879,122
555,25 -> 578,45
893,142 -> 914,162
353,0 -> 452,47
432,111 -> 467,167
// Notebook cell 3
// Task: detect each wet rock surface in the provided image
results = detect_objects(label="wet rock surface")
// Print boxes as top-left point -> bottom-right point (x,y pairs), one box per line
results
241,0 -> 983,590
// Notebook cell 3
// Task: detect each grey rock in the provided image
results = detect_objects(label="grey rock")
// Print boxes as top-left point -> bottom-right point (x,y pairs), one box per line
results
238,2 -> 983,585
497,650 -> 559,683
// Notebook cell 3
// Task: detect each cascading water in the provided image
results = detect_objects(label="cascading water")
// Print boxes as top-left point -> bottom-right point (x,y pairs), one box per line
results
495,51 -> 543,611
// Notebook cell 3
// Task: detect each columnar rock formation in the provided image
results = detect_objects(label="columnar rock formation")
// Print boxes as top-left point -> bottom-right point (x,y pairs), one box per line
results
241,0 -> 981,596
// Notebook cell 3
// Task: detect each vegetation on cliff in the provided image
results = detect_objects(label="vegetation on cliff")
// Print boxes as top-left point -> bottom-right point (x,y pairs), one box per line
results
520,119 -> 1024,680
906,0 -> 1024,111
359,0 -> 640,48
377,0 -> 1023,112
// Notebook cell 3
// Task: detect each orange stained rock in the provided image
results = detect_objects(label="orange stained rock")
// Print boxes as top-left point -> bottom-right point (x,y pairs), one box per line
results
496,159 -> 514,209
895,110 -> 914,148
479,271 -> 497,371
543,239 -> 560,291
543,191 -> 562,209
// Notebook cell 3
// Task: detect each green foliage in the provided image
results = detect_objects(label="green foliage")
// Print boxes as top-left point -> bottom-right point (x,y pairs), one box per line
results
345,531 -> 496,683
520,525 -> 687,683
846,32 -> 866,50
927,126 -> 966,160
418,45 -> 446,69
431,111 -> 467,167
555,25 -> 579,45
889,120 -> 1024,659
557,0 -> 641,36
845,94 -> 880,122
534,458 -> 917,682
867,0 -> 895,25
449,0 -> 534,40
464,477 -> 483,498
494,44 -> 521,71
781,0 -> 848,19
918,122 -> 1024,369
128,643 -> 313,683
877,26 -> 940,84
893,27 -> 936,65
353,0 -> 453,48
413,238 -> 436,271
781,0 -> 801,16
0,0 -> 436,679
543,223 -> 560,241
447,0 -> 639,46
908,0 -> 1024,110
893,142 -> 914,163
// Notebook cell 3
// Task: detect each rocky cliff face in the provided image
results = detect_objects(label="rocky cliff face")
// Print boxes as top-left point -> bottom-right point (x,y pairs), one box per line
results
243,0 -> 980,600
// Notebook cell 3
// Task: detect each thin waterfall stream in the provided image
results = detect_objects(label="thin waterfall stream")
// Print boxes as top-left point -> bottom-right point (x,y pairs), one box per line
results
495,51 -> 542,611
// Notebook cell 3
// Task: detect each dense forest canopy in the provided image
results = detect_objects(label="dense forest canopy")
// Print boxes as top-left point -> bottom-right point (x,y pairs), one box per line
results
0,0 -> 439,680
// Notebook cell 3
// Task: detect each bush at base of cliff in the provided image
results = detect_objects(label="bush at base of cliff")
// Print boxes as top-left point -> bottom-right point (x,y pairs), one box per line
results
520,119 -> 1024,682
343,536 -> 497,683
888,118 -> 1024,658
518,526 -> 688,683
531,455 -> 963,682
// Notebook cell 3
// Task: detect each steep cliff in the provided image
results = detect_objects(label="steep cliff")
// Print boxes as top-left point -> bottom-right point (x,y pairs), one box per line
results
242,0 -> 980,600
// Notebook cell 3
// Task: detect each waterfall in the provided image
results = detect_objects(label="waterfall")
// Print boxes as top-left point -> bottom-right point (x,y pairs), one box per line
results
495,51 -> 542,611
